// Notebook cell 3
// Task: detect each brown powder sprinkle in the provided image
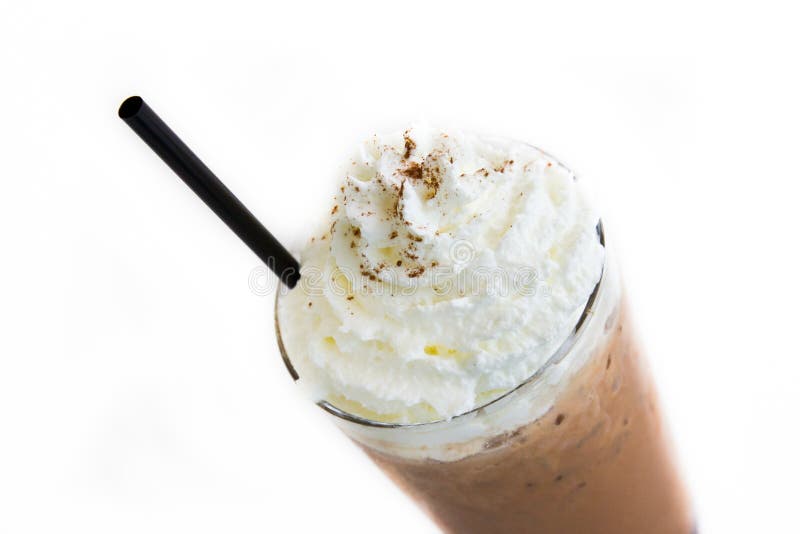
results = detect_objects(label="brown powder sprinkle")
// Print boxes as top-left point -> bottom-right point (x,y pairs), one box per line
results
393,180 -> 406,218
494,160 -> 514,173
389,230 -> 398,239
331,205 -> 338,215
396,260 -> 402,266
406,267 -> 425,278
399,157 -> 444,200
423,165 -> 442,199
403,132 -> 416,159
400,161 -> 423,180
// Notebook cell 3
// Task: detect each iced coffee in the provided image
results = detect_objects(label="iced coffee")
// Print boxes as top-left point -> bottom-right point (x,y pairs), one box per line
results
276,126 -> 693,533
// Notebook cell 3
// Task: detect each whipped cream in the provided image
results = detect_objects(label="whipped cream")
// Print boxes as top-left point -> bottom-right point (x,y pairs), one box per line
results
276,125 -> 605,423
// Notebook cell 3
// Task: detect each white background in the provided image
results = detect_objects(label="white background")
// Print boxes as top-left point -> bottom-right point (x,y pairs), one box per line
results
1,1 -> 798,533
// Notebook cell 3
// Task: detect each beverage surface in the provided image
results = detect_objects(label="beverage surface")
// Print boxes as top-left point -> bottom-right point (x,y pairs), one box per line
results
277,126 -> 605,423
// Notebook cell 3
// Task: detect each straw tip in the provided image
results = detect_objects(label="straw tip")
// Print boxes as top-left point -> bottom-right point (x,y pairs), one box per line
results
118,96 -> 143,119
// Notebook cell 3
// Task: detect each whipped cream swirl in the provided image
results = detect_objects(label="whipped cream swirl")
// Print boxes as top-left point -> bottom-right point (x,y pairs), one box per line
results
277,125 -> 604,423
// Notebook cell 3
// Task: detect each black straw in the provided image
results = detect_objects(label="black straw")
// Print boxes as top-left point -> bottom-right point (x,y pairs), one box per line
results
118,96 -> 300,289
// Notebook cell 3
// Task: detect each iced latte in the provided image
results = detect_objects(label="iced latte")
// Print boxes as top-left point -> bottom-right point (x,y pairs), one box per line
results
276,126 -> 693,533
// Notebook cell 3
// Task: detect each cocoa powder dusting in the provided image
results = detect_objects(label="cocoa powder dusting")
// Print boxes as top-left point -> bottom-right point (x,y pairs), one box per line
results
400,161 -> 423,181
403,132 -> 416,159
406,267 -> 425,278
